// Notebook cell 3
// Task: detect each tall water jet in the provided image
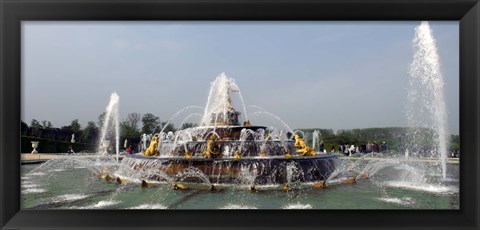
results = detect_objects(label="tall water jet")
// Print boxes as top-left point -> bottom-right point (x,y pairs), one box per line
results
98,92 -> 120,162
407,21 -> 449,179
201,73 -> 248,126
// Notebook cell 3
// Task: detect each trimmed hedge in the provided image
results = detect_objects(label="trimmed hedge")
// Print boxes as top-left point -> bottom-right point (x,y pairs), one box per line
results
21,136 -> 96,153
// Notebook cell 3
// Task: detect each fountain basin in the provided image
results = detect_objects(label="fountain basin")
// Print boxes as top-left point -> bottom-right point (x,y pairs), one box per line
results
123,154 -> 339,184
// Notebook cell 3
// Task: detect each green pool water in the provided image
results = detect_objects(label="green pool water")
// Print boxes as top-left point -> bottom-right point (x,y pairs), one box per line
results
20,157 -> 459,210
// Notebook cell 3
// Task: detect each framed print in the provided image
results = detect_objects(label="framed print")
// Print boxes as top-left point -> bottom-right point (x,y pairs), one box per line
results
1,0 -> 479,229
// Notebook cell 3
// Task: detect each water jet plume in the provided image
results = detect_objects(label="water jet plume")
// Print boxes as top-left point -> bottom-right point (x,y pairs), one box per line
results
116,177 -> 127,184
341,177 -> 356,184
141,180 -> 156,188
357,172 -> 369,180
99,174 -> 107,179
312,181 -> 327,188
210,185 -> 217,191
104,175 -> 115,183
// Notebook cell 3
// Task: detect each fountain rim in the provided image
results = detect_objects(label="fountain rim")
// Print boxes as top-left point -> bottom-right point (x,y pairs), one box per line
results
125,153 -> 338,162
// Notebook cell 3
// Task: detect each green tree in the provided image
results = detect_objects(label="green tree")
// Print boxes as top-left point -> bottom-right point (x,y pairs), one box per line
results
80,121 -> 99,144
71,119 -> 82,134
449,134 -> 460,152
142,113 -> 161,134
41,120 -> 52,129
120,113 -> 141,140
98,112 -> 106,129
180,122 -> 197,130
161,122 -> 176,133
21,121 -> 29,136
30,119 -> 42,137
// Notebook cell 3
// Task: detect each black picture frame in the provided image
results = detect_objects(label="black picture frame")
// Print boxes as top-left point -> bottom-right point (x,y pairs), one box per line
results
1,0 -> 478,229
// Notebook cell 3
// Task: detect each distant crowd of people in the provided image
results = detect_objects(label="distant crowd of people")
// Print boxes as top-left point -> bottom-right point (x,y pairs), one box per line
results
328,141 -> 388,156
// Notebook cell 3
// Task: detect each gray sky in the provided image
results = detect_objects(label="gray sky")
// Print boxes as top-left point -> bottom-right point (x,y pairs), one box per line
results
22,21 -> 459,135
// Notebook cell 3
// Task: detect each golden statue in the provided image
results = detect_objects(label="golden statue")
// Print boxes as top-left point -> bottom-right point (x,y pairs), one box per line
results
144,134 -> 160,156
284,149 -> 292,158
259,150 -> 267,157
203,135 -> 221,158
294,134 -> 316,156
185,150 -> 192,158
234,150 -> 241,159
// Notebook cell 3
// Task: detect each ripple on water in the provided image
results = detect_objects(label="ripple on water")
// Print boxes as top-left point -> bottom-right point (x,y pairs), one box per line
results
129,204 -> 168,209
220,203 -> 257,209
283,203 -> 312,209
378,197 -> 415,206
49,169 -> 66,172
27,172 -> 46,176
75,200 -> 121,209
51,194 -> 89,203
22,188 -> 46,194
384,181 -> 458,194
21,184 -> 40,189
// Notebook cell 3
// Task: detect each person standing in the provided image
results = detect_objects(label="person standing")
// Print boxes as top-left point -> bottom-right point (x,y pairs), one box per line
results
349,144 -> 356,156
67,145 -> 74,155
366,141 -> 372,153
344,144 -> 350,156
381,141 -> 388,153
319,140 -> 325,153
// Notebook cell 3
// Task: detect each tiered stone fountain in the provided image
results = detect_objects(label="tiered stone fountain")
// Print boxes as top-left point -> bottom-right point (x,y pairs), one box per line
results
122,73 -> 339,185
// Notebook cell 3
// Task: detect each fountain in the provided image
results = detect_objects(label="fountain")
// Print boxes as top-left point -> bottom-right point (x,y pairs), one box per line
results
98,92 -> 120,162
406,21 -> 449,179
320,21 -> 454,192
122,73 -> 339,185
20,23 -> 459,210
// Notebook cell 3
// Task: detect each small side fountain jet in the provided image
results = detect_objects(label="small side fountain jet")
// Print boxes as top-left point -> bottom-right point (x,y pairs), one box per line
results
358,171 -> 369,180
174,183 -> 188,190
116,177 -> 128,184
98,174 -> 108,179
341,177 -> 356,184
210,185 -> 217,191
312,180 -> 327,188
141,180 -> 157,188
104,175 -> 116,183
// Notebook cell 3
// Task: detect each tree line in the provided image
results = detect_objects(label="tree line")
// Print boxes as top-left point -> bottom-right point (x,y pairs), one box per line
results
21,112 -> 196,152
22,113 -> 460,154
299,127 -> 460,154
